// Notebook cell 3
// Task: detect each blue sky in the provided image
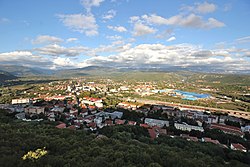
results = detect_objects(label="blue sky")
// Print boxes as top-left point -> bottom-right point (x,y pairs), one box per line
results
0,0 -> 250,72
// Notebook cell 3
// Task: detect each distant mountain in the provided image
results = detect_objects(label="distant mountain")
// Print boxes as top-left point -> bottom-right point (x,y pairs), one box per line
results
0,65 -> 54,76
0,70 -> 17,83
56,66 -> 119,77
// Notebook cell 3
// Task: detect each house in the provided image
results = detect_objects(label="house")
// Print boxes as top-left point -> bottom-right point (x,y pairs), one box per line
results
202,137 -> 220,145
210,123 -> 244,137
148,126 -> 167,140
148,128 -> 157,139
51,106 -> 65,113
105,119 -> 114,126
15,112 -> 26,120
47,112 -> 56,121
196,119 -> 203,127
88,122 -> 97,131
115,119 -> 126,125
140,124 -> 150,129
241,125 -> 250,133
67,125 -> 76,130
94,117 -> 103,128
80,111 -> 88,117
56,123 -> 66,129
117,102 -> 138,110
180,134 -> 199,142
144,118 -> 169,128
25,106 -> 45,114
70,108 -> 78,114
111,111 -> 123,119
174,123 -> 204,132
230,143 -> 247,152
95,111 -> 123,120
6,105 -> 24,113
128,121 -> 136,125
82,97 -> 103,108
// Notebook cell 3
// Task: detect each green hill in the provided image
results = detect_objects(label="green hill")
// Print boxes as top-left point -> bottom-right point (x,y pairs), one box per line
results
0,65 -> 53,76
0,71 -> 17,83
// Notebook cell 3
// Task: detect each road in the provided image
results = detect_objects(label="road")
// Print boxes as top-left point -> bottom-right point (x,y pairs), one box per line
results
131,98 -> 250,120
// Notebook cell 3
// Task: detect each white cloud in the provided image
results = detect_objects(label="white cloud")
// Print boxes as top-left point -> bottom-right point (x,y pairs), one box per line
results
132,23 -> 156,36
80,0 -> 104,13
141,13 -> 225,29
181,2 -> 216,14
67,38 -> 78,43
53,57 -> 75,67
196,2 -> 216,14
107,25 -> 127,32
156,29 -> 174,39
129,16 -> 140,23
32,35 -> 63,44
79,43 -> 250,72
236,36 -> 250,43
167,36 -> 176,42
142,14 -> 168,25
57,14 -> 98,36
106,35 -> 122,40
0,51 -> 52,67
35,44 -> 88,57
102,9 -> 116,20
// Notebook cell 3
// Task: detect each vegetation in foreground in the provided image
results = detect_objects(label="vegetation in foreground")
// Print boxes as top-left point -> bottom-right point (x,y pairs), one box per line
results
0,110 -> 249,167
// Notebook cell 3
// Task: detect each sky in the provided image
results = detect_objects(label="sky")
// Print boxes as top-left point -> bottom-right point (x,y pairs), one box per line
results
0,0 -> 250,72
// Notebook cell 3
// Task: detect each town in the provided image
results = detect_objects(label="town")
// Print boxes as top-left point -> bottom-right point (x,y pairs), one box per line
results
1,78 -> 249,153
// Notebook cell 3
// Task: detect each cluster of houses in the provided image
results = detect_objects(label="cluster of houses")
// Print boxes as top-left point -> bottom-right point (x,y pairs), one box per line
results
1,94 -> 249,153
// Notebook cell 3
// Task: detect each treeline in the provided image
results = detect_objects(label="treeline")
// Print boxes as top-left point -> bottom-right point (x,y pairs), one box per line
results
0,109 -> 250,167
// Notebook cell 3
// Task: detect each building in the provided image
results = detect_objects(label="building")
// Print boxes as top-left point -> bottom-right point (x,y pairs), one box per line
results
15,112 -> 26,120
230,143 -> 247,152
148,126 -> 167,139
144,118 -> 169,128
210,123 -> 244,137
174,123 -> 204,132
12,98 -> 32,105
241,125 -> 250,133
202,137 -> 220,145
82,97 -> 103,108
25,106 -> 45,114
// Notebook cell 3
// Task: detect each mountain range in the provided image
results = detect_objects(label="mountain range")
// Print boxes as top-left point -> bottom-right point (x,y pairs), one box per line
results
1,65 -> 250,84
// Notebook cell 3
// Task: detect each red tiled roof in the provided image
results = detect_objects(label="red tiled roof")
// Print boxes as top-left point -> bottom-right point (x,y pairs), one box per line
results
105,120 -> 114,126
89,105 -> 96,109
188,136 -> 198,142
210,123 -> 244,136
115,119 -> 125,125
148,128 -> 157,139
67,125 -> 76,130
84,97 -> 102,102
140,124 -> 150,128
204,137 -> 220,145
56,123 -> 66,129
128,121 -> 136,125
231,143 -> 246,151
88,122 -> 96,128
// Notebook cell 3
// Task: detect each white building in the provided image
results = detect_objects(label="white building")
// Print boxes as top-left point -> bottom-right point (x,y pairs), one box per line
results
25,106 -> 45,114
12,98 -> 32,105
145,118 -> 169,128
241,125 -> 250,133
174,123 -> 204,132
